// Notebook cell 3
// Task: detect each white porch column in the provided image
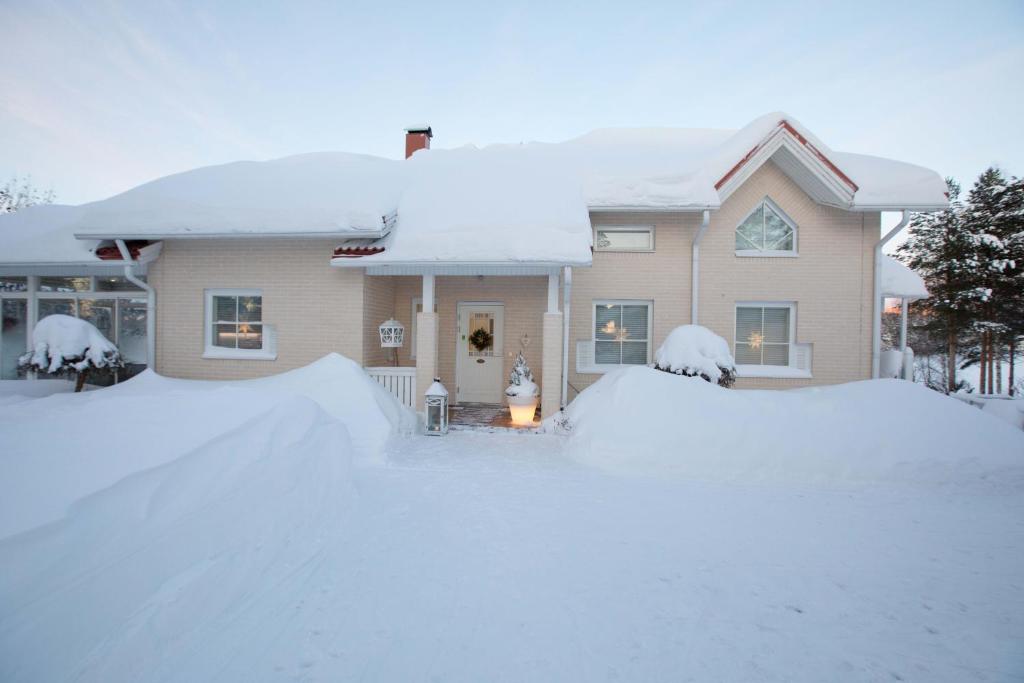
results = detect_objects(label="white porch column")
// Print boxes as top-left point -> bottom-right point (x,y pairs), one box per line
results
541,273 -> 563,419
415,274 -> 438,412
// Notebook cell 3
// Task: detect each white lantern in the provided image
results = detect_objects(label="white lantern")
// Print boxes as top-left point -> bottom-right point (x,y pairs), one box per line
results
379,319 -> 405,348
424,378 -> 449,435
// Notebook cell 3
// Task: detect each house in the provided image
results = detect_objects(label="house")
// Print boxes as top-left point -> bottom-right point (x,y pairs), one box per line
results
0,113 -> 947,417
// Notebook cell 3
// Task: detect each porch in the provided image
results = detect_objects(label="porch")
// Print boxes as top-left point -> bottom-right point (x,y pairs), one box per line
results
362,268 -> 571,426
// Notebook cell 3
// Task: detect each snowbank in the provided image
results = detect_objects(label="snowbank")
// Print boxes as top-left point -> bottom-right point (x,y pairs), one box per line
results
0,354 -> 412,538
22,314 -> 121,374
653,325 -> 736,384
0,398 -> 356,681
557,367 -> 1024,487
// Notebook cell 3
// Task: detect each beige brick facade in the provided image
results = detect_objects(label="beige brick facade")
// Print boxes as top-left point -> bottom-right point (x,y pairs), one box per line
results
149,160 -> 877,401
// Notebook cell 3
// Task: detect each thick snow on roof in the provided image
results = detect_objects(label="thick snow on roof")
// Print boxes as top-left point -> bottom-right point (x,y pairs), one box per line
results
75,152 -> 403,237
0,204 -> 101,265
2,112 -> 948,267
881,255 -> 929,299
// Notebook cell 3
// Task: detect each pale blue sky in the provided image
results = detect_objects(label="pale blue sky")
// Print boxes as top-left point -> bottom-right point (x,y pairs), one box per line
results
2,0 -> 1022,205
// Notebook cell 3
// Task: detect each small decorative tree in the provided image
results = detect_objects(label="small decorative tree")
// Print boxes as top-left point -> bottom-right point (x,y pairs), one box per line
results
653,325 -> 737,388
506,351 -> 538,397
19,314 -> 124,392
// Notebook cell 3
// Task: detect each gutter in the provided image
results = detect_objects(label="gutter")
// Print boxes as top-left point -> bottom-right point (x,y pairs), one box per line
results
871,210 -> 910,379
690,210 -> 711,324
561,266 -> 572,410
116,239 -> 157,371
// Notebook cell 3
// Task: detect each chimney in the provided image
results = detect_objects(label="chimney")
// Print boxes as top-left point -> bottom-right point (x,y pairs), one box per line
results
404,126 -> 432,158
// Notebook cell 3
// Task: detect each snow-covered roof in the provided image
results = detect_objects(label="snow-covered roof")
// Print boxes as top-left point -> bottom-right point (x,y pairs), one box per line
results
0,205 -> 106,266
881,255 -> 929,300
0,112 -> 948,268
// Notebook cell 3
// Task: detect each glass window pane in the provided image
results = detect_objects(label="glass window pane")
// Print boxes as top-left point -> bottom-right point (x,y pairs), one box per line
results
763,307 -> 790,343
735,206 -> 764,250
595,304 -> 621,340
39,298 -> 75,319
763,343 -> 790,366
763,205 -> 793,250
735,342 -> 762,365
95,275 -> 145,292
214,296 -> 237,322
596,229 -> 652,251
2,299 -> 28,379
117,299 -> 147,364
595,340 -> 621,364
78,299 -> 116,342
621,341 -> 648,365
621,305 -> 648,342
237,296 -> 262,323
214,323 -> 237,348
39,276 -> 90,292
237,323 -> 263,350
0,277 -> 28,292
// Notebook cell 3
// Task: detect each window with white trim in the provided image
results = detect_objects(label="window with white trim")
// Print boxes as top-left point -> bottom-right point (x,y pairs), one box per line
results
735,197 -> 797,255
205,289 -> 272,359
735,303 -> 794,366
594,300 -> 652,365
594,226 -> 654,252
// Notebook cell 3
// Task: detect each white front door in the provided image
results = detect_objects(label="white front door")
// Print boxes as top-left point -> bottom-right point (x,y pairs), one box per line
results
456,303 -> 504,403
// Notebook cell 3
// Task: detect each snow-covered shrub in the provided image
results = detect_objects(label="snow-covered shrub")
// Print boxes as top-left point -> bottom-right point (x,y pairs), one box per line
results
505,351 -> 539,398
18,314 -> 123,391
653,325 -> 736,388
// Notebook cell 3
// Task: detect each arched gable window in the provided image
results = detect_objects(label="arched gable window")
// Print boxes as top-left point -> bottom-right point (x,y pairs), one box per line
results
735,197 -> 797,256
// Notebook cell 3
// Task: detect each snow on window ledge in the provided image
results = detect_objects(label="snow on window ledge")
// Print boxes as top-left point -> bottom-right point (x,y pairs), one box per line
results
736,364 -> 812,379
202,347 -> 277,361
577,363 -> 648,375
734,250 -> 799,258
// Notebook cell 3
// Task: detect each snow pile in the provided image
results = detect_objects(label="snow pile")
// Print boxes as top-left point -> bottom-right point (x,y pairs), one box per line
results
558,367 -> 1024,487
115,353 -> 414,458
0,354 -> 411,538
22,314 -> 121,373
653,325 -> 736,385
0,398 -> 356,681
881,255 -> 929,299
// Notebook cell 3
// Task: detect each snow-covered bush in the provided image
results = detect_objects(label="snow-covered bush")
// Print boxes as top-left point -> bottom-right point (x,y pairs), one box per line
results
653,325 -> 736,388
18,314 -> 123,391
505,351 -> 539,398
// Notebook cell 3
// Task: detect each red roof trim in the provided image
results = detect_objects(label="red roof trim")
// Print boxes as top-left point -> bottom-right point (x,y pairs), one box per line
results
714,120 -> 859,194
95,240 -> 151,261
333,245 -> 385,258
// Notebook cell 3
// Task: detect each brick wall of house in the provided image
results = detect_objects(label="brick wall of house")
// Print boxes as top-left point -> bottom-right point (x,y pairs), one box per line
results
568,160 -> 877,396
150,239 -> 365,380
362,276 -> 396,367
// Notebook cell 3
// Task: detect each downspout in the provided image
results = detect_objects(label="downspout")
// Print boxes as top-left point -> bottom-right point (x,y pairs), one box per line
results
116,240 -> 156,371
561,266 -> 572,409
691,210 -> 711,324
872,210 -> 910,378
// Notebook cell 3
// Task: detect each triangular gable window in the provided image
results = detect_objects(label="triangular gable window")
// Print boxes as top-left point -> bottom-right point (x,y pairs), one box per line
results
735,198 -> 797,255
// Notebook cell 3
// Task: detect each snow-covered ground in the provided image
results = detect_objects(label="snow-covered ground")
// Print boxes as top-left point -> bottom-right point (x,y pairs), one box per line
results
1,359 -> 1022,682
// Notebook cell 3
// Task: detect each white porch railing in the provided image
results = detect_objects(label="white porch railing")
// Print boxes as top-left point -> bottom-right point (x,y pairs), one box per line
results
366,366 -> 417,409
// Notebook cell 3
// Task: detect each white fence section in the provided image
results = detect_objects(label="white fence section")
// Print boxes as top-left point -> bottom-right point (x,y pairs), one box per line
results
366,366 -> 417,409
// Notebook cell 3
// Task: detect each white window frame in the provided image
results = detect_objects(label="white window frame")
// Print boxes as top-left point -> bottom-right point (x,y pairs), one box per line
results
583,299 -> 653,373
734,197 -> 798,258
203,288 -> 276,360
733,301 -> 811,378
593,225 -> 655,253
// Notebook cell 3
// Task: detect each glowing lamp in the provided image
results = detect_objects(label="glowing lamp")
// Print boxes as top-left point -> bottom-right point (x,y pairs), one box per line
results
424,378 -> 449,435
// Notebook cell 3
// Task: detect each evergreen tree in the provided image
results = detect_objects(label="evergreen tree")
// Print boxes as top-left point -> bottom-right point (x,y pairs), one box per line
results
961,168 -> 1023,393
896,179 -> 977,392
